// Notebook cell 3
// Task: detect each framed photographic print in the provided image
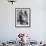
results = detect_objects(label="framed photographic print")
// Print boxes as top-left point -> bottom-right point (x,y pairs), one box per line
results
15,8 -> 31,27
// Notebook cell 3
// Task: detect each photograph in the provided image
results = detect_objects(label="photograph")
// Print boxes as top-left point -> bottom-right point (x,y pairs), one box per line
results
15,8 -> 31,27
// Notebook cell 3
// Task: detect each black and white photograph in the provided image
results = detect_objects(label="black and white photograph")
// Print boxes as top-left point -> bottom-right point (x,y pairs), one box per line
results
15,8 -> 31,27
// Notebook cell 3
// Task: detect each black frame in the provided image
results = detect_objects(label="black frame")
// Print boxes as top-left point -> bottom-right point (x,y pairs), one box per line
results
15,8 -> 31,28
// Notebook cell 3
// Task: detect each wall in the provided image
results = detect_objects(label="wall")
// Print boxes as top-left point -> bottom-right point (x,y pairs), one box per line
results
0,0 -> 46,42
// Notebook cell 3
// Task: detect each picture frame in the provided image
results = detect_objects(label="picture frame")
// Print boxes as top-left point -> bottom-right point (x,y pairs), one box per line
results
15,8 -> 31,28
